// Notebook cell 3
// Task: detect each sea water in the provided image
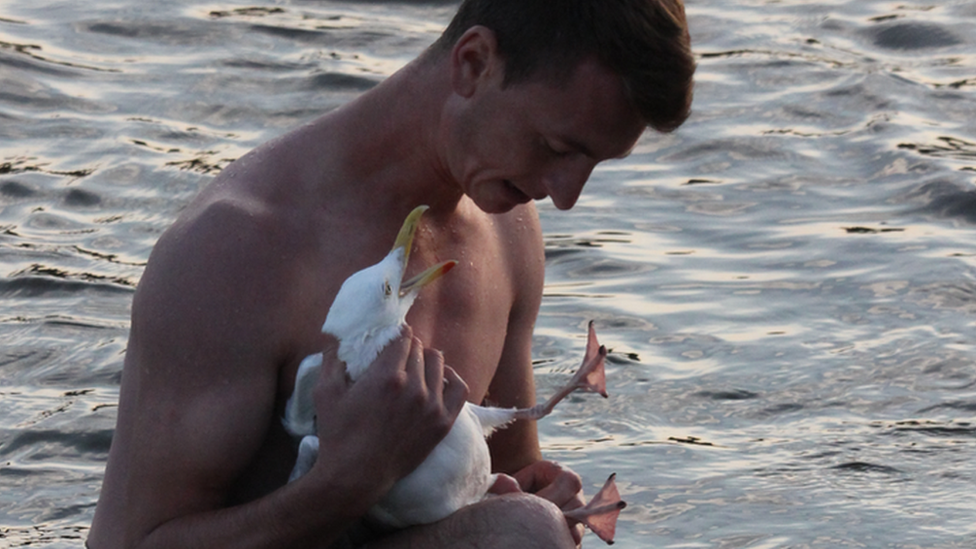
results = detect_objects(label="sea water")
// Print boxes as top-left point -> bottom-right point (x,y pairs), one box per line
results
1,1 -> 974,547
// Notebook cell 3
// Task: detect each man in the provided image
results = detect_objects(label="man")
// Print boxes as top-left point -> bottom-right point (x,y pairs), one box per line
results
88,0 -> 694,547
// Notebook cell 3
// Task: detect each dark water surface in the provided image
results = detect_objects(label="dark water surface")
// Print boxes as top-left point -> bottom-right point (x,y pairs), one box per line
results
2,1 -> 975,547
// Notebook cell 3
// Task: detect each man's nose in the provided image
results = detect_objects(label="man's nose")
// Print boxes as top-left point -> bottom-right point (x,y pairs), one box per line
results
543,158 -> 597,210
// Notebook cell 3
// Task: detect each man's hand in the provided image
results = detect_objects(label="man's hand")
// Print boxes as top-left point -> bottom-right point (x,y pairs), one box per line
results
308,326 -> 469,506
512,460 -> 586,545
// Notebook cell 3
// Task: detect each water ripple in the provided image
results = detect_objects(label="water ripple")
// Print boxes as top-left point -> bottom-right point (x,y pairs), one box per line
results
1,0 -> 975,547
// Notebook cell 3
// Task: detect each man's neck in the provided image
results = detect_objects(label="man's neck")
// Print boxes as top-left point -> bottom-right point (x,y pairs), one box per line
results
302,53 -> 465,221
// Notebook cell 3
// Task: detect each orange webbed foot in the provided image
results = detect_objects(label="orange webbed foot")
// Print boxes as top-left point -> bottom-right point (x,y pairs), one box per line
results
513,321 -> 610,421
564,473 -> 626,545
569,321 -> 608,398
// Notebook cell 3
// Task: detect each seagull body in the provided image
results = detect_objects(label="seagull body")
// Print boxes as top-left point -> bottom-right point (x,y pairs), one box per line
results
283,205 -> 623,542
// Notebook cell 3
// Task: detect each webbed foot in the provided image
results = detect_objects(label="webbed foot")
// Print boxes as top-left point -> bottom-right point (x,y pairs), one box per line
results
563,473 -> 625,545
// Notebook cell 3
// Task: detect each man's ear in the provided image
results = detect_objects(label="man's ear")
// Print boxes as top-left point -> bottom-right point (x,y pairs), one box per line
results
450,26 -> 503,98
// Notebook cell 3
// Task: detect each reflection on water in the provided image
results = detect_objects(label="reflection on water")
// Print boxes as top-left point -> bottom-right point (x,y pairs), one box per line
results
2,0 -> 975,547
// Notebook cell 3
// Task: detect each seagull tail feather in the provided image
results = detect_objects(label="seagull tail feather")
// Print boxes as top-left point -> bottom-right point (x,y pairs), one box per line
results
467,404 -> 520,437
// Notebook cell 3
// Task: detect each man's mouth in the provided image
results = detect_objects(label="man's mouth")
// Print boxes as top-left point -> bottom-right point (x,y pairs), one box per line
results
503,180 -> 543,202
503,180 -> 529,202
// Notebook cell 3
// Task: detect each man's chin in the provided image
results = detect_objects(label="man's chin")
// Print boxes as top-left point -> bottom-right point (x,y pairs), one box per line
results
473,199 -> 519,215
466,185 -> 532,214
503,180 -> 537,203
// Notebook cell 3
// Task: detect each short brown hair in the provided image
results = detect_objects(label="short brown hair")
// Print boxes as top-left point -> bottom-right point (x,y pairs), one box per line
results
434,0 -> 696,133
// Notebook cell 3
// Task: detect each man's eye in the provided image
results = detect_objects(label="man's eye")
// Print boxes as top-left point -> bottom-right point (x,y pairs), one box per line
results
539,137 -> 566,157
544,139 -> 571,158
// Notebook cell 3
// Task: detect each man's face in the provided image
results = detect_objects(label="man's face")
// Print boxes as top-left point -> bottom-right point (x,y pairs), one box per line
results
446,57 -> 646,214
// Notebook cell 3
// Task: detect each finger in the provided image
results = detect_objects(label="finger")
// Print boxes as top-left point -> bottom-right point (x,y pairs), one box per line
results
487,473 -> 522,495
569,522 -> 584,546
403,336 -> 426,392
535,470 -> 583,508
513,461 -> 584,508
366,327 -> 412,378
312,337 -> 348,406
512,460 -> 559,492
423,347 -> 445,402
441,365 -> 469,417
319,334 -> 346,385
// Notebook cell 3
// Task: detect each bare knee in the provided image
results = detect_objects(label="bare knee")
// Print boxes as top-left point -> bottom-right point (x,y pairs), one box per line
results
371,493 -> 577,549
463,493 -> 577,549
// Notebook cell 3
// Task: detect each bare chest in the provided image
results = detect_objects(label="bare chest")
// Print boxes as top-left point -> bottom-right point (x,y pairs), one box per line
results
231,212 -> 519,502
404,253 -> 514,401
278,216 -> 514,399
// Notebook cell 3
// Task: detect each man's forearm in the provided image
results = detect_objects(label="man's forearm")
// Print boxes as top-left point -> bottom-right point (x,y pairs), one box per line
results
133,471 -> 376,549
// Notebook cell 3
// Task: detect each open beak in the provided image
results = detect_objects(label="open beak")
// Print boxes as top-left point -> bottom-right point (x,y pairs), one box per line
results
392,205 -> 458,297
401,260 -> 457,297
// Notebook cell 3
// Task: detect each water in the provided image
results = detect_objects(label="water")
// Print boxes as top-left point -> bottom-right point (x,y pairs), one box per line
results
1,1 -> 974,547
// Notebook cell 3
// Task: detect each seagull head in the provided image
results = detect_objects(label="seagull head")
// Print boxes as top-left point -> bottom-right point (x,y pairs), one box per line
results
322,205 -> 457,380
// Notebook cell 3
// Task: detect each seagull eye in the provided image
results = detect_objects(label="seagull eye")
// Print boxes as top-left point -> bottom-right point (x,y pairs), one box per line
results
384,281 -> 393,296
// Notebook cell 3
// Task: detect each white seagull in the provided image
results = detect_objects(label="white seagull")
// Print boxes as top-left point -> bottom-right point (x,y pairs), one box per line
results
283,205 -> 625,544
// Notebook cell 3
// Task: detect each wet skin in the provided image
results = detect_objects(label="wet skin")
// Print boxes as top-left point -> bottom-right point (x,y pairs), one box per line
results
89,24 -> 646,549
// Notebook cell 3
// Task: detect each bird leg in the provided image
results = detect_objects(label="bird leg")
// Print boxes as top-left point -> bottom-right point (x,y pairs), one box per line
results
510,324 -> 624,544
513,321 -> 608,421
563,473 -> 626,545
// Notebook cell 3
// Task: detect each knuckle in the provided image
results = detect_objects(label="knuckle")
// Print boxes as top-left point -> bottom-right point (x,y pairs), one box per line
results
565,471 -> 583,492
384,371 -> 408,392
410,389 -> 429,409
429,411 -> 453,435
553,466 -> 583,492
430,349 -> 445,365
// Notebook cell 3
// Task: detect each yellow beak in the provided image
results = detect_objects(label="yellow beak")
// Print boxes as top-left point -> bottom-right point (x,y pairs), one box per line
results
392,205 -> 458,297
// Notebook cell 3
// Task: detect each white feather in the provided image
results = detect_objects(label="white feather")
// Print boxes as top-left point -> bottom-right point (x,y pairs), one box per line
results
282,206 -> 507,527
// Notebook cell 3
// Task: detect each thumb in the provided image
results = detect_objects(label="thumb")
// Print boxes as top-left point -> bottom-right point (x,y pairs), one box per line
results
319,333 -> 350,391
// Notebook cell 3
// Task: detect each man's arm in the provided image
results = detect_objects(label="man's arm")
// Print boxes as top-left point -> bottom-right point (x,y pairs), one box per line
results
486,206 -> 585,515
485,205 -> 546,474
121,333 -> 462,549
484,205 -> 586,546
89,199 -> 465,549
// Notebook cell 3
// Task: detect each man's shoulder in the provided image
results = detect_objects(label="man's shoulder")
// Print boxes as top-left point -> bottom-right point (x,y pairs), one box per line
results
465,203 -> 545,307
152,197 -> 277,278
135,185 -> 309,335
494,203 -> 544,270
498,202 -> 542,233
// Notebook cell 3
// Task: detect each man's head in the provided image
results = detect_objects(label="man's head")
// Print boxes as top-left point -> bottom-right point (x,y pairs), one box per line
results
433,0 -> 696,134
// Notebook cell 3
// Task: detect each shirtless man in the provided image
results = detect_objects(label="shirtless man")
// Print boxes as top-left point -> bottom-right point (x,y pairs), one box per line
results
88,1 -> 695,547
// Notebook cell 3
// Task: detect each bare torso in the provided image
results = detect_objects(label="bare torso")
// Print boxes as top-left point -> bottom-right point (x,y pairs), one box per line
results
86,31 -> 650,546
205,138 -> 545,502
91,110 -> 545,531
